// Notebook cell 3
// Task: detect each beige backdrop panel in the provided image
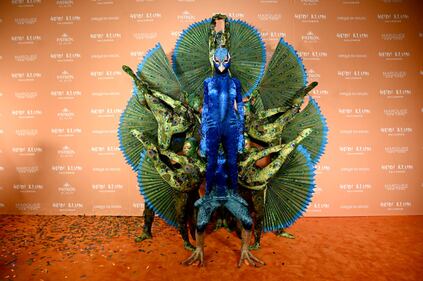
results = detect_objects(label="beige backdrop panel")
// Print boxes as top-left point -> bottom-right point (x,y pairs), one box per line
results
0,0 -> 422,216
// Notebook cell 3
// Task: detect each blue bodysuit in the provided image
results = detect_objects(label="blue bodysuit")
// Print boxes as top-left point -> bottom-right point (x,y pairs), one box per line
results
197,47 -> 251,232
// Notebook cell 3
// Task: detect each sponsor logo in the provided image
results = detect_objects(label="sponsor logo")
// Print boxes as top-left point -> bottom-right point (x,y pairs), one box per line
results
337,16 -> 366,21
91,91 -> 120,97
58,145 -> 76,158
310,202 -> 330,212
90,107 -> 123,117
339,91 -> 368,97
300,0 -> 319,5
129,51 -> 145,58
340,167 -> 370,173
307,69 -> 320,79
14,54 -> 38,62
11,0 -> 41,8
133,32 -> 157,40
13,184 -> 44,193
90,71 -> 121,80
57,145 -> 75,158
381,33 -> 405,41
91,129 -> 117,135
339,146 -> 372,155
315,164 -> 330,174
339,183 -> 371,192
378,51 -> 410,60
51,90 -> 82,100
91,53 -> 120,59
12,146 -> 43,156
384,146 -> 408,154
57,108 -> 75,120
92,167 -> 121,172
382,71 -> 406,79
50,15 -> 81,25
129,12 -> 161,22
93,204 -> 122,210
294,13 -> 327,23
56,0 -> 73,7
52,202 -> 83,212
177,11 -> 196,22
90,16 -> 119,22
339,205 -> 369,209
51,165 -> 83,175
90,33 -> 122,42
11,72 -> 42,82
58,182 -> 76,195
14,17 -> 37,25
379,89 -> 411,99
51,127 -> 82,137
298,51 -> 327,60
15,129 -> 38,136
338,108 -> 371,118
260,31 -> 286,41
92,0 -> 114,4
92,183 -> 123,192
11,109 -> 42,119
15,203 -> 40,211
337,53 -> 367,59
337,70 -> 370,79
311,89 -> 328,98
132,202 -> 144,209
57,70 -> 74,82
383,108 -> 407,116
336,32 -> 368,42
377,13 -> 409,23
381,164 -> 413,173
384,183 -> 408,191
91,146 -> 119,155
16,166 -> 39,174
380,127 -> 412,136
258,13 -> 282,21
50,52 -> 81,62
301,31 -> 319,43
380,201 -> 411,211
57,33 -> 74,45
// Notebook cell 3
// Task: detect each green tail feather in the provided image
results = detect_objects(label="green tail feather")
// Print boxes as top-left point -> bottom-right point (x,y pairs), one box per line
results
281,97 -> 328,164
118,94 -> 158,171
263,145 -> 315,232
172,19 -> 211,108
257,38 -> 307,109
138,151 -> 178,227
137,43 -> 183,101
228,19 -> 266,97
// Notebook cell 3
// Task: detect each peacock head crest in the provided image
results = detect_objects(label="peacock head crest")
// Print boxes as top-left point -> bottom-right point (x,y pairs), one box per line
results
213,47 -> 231,73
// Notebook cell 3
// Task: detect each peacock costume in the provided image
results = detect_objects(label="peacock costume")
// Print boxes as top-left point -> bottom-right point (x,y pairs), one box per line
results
118,14 -> 328,266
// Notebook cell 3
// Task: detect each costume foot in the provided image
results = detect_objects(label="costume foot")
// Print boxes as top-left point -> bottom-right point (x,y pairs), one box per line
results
248,242 -> 261,251
238,249 -> 265,267
134,232 -> 152,242
184,241 -> 196,252
181,248 -> 204,266
276,230 -> 295,239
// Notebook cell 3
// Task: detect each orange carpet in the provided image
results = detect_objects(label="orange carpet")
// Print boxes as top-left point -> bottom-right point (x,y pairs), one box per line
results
0,215 -> 422,281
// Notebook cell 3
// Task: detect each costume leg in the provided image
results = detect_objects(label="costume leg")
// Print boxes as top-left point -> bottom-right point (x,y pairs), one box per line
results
196,199 -> 221,232
175,193 -> 195,251
205,126 -> 220,194
250,190 -> 264,250
135,204 -> 154,242
222,123 -> 239,192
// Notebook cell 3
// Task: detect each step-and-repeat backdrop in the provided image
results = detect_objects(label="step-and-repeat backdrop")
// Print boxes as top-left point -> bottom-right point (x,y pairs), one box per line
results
0,0 -> 422,216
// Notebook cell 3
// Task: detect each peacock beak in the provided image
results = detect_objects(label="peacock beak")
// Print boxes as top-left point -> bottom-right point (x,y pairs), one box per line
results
218,64 -> 225,72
